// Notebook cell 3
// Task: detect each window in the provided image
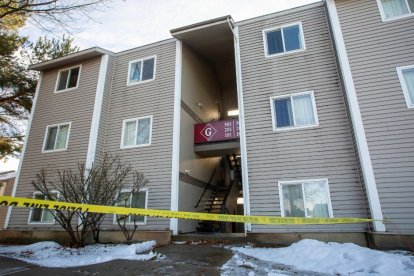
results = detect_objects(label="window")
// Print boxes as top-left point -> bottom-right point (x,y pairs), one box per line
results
43,123 -> 71,152
397,65 -> 414,108
121,116 -> 152,148
113,189 -> 148,224
263,22 -> 305,57
270,91 -> 318,131
278,179 -> 333,218
378,0 -> 414,20
55,65 -> 81,92
29,191 -> 59,224
127,56 -> 156,85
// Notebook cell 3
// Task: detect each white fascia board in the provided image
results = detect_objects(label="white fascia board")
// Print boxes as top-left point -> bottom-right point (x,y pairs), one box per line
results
85,54 -> 109,170
4,73 -> 43,229
233,26 -> 252,232
326,0 -> 385,232
170,40 -> 182,235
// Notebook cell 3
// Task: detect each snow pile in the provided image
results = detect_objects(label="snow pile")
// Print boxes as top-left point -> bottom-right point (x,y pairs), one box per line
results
226,239 -> 414,275
0,240 -> 159,267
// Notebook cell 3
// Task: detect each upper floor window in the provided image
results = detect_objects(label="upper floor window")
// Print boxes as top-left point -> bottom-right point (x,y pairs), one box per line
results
397,65 -> 414,108
113,189 -> 148,224
43,122 -> 71,152
378,0 -> 414,20
263,22 -> 305,57
278,179 -> 333,218
127,56 -> 156,85
29,191 -> 59,224
121,116 -> 152,148
270,91 -> 318,131
55,65 -> 81,92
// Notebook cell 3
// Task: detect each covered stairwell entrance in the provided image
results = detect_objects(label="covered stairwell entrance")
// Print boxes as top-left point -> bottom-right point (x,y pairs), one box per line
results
195,154 -> 243,233
171,16 -> 246,234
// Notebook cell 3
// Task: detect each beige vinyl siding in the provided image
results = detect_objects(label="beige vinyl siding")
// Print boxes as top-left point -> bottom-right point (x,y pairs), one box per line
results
336,0 -> 414,233
238,4 -> 368,232
8,57 -> 102,229
99,41 -> 177,231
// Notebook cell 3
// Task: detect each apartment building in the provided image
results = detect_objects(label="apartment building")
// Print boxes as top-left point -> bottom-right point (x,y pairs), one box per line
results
4,0 -> 413,247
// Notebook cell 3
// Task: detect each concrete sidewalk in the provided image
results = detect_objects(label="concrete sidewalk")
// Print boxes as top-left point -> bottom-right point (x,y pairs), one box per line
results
0,243 -> 233,275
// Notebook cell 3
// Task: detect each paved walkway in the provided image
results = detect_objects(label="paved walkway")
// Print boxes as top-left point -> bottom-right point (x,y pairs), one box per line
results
0,243 -> 233,276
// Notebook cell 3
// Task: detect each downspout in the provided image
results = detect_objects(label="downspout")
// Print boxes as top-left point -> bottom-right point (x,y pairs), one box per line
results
229,19 -> 252,232
326,0 -> 385,232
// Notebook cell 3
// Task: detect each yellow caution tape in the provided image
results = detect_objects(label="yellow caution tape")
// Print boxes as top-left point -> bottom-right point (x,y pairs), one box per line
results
0,196 -> 376,225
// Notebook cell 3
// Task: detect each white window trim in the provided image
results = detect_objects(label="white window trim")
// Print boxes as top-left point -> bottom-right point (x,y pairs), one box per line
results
54,65 -> 82,93
28,190 -> 59,225
113,188 -> 148,225
396,65 -> 414,108
377,0 -> 414,22
262,22 -> 306,58
269,90 -> 319,132
120,115 -> 153,149
278,178 -> 333,218
42,122 -> 72,153
126,55 -> 157,86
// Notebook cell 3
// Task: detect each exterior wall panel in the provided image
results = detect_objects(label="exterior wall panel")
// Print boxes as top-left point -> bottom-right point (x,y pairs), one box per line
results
99,41 -> 177,231
336,0 -> 414,233
238,5 -> 368,232
8,57 -> 102,229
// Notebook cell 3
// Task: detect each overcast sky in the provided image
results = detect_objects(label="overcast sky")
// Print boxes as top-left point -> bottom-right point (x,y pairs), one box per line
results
1,0 -> 319,173
22,0 -> 319,52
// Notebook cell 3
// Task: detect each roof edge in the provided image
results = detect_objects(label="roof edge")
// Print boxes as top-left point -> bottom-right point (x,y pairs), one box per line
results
171,15 -> 232,35
28,47 -> 114,71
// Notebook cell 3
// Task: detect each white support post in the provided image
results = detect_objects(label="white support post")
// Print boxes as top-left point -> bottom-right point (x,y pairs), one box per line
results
170,40 -> 182,235
233,26 -> 252,232
85,54 -> 109,171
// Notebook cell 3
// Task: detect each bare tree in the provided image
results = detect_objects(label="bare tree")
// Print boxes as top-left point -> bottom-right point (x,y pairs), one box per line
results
32,154 -> 148,247
0,0 -> 110,32
115,188 -> 146,244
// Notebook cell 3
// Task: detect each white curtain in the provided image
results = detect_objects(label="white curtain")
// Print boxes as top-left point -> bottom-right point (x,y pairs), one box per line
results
403,68 -> 414,104
304,181 -> 329,218
123,121 -> 137,146
382,0 -> 409,19
55,125 -> 69,149
282,184 -> 305,217
137,118 -> 151,145
130,61 -> 142,82
293,94 -> 315,126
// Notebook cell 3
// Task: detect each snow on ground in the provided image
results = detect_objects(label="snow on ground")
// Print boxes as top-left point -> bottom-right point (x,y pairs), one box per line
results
0,240 -> 160,267
221,239 -> 414,276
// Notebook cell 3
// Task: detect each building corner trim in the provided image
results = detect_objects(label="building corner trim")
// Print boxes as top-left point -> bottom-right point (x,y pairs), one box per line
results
234,26 -> 252,232
85,54 -> 109,170
4,73 -> 43,229
170,40 -> 182,235
326,0 -> 385,232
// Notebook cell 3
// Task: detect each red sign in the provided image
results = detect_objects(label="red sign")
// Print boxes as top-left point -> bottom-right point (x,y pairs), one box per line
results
194,119 -> 240,144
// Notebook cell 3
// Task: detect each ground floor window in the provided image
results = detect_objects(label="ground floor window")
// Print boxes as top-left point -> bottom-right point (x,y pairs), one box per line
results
113,189 -> 148,224
278,179 -> 333,218
28,191 -> 59,224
